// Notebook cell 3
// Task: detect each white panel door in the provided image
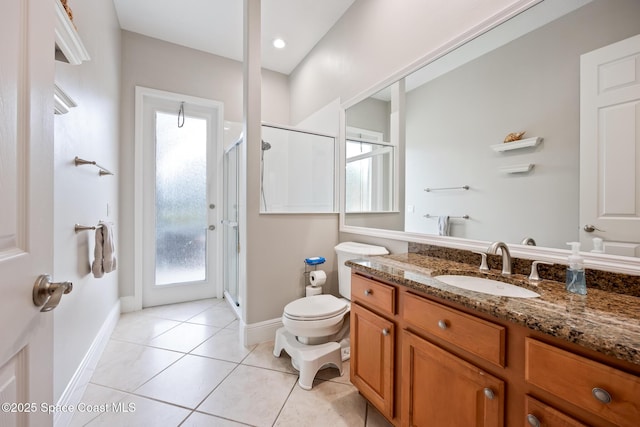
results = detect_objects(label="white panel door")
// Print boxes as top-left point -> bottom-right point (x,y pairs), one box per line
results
0,0 -> 55,426
580,34 -> 640,256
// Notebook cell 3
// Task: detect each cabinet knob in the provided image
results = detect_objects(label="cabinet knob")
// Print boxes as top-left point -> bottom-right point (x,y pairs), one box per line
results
592,387 -> 612,404
438,320 -> 448,330
364,289 -> 372,296
483,388 -> 495,400
526,414 -> 541,427
382,328 -> 390,336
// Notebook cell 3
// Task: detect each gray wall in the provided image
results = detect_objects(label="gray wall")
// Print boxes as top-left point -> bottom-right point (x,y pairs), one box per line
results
289,0 -> 533,124
53,0 -> 121,401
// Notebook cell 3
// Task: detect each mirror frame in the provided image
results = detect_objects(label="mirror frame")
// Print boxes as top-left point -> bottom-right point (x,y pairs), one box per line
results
338,0 -> 640,275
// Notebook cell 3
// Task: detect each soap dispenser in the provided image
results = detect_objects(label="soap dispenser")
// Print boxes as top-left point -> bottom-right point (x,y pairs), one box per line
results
566,242 -> 587,295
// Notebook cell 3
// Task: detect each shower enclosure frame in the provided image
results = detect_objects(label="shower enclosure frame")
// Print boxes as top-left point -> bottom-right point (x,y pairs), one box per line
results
223,136 -> 242,309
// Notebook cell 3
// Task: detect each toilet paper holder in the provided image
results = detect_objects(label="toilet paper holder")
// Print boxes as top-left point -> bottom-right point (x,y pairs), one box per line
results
303,256 -> 326,283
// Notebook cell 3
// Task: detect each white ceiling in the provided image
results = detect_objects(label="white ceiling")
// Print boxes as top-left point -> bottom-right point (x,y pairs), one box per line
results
112,0 -> 355,75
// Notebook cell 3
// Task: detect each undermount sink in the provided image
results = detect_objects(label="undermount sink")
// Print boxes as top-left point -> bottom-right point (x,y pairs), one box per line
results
434,275 -> 540,298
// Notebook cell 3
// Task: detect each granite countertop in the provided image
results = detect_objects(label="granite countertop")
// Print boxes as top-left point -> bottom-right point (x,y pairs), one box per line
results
347,253 -> 640,366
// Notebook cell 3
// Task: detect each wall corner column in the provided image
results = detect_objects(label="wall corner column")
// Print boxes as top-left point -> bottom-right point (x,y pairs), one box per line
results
240,0 -> 262,329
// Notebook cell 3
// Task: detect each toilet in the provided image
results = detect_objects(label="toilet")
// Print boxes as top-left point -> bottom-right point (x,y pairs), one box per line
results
273,241 -> 389,390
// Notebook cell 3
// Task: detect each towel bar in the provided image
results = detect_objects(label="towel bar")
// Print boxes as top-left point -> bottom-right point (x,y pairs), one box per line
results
424,214 -> 469,219
74,156 -> 114,176
424,185 -> 469,192
74,223 -> 104,233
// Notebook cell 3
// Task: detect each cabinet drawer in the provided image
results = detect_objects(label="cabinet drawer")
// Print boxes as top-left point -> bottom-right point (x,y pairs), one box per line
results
525,338 -> 640,427
403,293 -> 505,367
524,395 -> 586,427
351,274 -> 395,316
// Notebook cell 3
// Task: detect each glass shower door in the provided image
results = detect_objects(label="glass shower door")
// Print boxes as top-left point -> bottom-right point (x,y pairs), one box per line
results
223,139 -> 240,306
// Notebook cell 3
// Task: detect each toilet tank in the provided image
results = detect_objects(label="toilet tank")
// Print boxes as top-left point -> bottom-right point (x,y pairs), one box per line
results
334,242 -> 389,298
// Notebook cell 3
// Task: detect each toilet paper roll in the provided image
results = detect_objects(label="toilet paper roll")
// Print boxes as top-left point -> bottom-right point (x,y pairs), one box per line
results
305,285 -> 322,297
309,270 -> 327,287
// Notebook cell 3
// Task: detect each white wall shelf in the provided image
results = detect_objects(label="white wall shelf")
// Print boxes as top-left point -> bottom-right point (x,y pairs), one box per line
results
498,163 -> 535,174
491,136 -> 542,152
54,0 -> 90,65
54,83 -> 77,115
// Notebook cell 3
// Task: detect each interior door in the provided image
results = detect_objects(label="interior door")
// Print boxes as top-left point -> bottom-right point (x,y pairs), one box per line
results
0,0 -> 56,425
139,89 -> 223,307
580,34 -> 640,256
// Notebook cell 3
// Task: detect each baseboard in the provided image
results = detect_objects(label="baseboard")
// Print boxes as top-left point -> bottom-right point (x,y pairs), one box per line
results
241,317 -> 283,346
54,301 -> 120,427
119,295 -> 140,313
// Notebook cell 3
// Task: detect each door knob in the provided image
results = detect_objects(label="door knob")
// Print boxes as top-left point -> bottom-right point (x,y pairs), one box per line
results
33,274 -> 73,312
208,225 -> 216,231
583,224 -> 604,233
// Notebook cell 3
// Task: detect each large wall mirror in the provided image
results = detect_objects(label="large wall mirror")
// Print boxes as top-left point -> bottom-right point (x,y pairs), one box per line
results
342,0 -> 640,268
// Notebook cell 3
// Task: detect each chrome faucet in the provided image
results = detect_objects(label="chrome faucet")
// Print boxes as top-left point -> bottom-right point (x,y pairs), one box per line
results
487,241 -> 512,275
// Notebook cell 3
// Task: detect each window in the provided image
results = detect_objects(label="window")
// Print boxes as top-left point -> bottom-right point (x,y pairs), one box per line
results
346,139 -> 394,212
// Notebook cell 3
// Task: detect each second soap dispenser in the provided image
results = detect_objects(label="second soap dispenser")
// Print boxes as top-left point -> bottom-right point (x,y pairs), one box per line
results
566,242 -> 587,295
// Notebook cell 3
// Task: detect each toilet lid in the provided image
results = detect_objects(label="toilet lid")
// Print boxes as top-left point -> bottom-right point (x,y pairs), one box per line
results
284,294 -> 348,321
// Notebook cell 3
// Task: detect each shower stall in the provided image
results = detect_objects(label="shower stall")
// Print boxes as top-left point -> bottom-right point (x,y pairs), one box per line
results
222,123 -> 336,309
260,124 -> 336,213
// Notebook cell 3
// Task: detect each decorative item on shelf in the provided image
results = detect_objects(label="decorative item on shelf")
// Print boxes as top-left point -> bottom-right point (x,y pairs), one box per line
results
55,0 -> 90,65
59,0 -> 75,26
503,131 -> 526,143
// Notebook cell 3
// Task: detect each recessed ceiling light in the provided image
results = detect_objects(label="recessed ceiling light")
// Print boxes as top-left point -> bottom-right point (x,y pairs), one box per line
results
273,38 -> 286,49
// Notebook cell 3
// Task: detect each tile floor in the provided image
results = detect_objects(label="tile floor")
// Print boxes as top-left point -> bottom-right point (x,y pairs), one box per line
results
71,298 -> 393,427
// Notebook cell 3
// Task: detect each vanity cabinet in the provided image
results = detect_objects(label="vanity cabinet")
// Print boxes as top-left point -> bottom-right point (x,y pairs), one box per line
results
401,330 -> 504,426
349,272 -> 640,427
350,275 -> 397,419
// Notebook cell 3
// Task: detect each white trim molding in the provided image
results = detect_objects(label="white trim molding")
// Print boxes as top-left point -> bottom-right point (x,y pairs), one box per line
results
240,317 -> 283,347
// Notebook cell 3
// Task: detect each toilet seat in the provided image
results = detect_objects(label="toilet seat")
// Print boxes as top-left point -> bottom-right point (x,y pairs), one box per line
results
283,294 -> 348,321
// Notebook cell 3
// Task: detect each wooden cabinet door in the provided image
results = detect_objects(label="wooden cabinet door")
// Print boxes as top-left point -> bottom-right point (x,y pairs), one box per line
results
351,302 -> 395,419
401,330 -> 504,427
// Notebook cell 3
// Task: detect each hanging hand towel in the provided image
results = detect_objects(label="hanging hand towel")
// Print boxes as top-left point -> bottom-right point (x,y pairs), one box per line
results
437,216 -> 450,236
91,221 -> 117,278
91,226 -> 105,278
101,221 -> 117,273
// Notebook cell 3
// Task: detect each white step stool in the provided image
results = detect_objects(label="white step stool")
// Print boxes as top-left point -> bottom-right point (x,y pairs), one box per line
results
273,327 -> 343,390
